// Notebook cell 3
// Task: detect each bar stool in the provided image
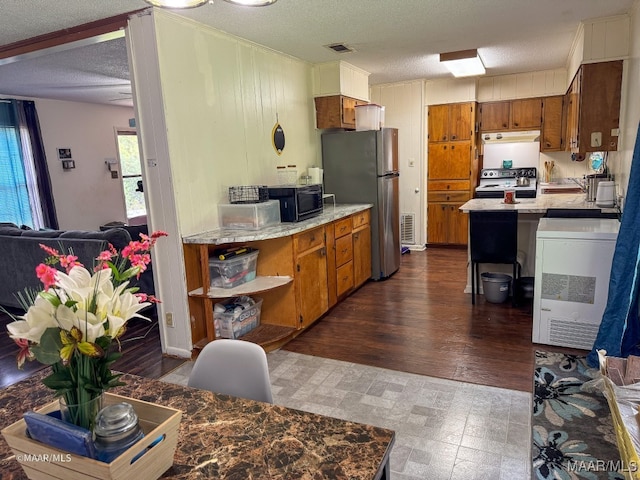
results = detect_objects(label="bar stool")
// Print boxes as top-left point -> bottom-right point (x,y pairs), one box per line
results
469,210 -> 521,305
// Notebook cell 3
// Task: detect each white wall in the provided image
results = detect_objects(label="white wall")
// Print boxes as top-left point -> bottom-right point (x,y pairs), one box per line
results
127,9 -> 320,356
371,81 -> 424,247
34,99 -> 134,230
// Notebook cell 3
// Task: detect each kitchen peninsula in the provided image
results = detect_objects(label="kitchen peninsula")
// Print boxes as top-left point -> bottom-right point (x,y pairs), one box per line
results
183,204 -> 373,354
459,193 -> 619,290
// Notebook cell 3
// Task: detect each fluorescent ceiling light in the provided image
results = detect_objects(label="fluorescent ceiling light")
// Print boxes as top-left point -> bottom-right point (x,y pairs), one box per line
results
439,49 -> 485,77
144,0 -> 209,8
224,0 -> 277,5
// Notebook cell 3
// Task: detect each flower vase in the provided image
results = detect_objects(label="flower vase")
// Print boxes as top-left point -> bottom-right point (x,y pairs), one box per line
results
59,393 -> 104,431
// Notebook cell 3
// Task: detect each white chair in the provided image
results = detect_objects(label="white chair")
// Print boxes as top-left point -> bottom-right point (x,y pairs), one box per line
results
187,339 -> 273,403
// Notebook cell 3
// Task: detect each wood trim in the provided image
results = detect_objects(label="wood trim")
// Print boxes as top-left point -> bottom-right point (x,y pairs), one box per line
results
0,10 -> 147,61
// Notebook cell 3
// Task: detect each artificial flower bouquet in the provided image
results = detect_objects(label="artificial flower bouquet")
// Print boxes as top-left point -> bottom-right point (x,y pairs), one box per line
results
5,231 -> 167,430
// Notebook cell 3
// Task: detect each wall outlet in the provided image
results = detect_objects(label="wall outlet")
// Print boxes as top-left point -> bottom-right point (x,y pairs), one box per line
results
165,312 -> 174,328
590,132 -> 602,147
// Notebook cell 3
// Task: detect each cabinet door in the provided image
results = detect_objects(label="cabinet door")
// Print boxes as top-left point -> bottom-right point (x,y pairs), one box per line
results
428,142 -> 470,180
565,73 -> 581,151
353,225 -> 371,287
541,96 -> 564,152
448,103 -> 472,141
341,96 -> 358,127
511,98 -> 542,129
428,105 -> 449,142
427,203 -> 448,244
336,262 -> 354,297
296,246 -> 328,328
480,102 -> 511,131
449,201 -> 470,245
335,234 -> 353,267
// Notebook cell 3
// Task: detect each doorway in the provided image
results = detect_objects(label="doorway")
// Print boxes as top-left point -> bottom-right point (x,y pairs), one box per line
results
115,128 -> 147,225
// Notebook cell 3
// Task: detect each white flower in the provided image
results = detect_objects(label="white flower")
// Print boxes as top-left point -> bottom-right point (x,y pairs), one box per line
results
7,295 -> 58,343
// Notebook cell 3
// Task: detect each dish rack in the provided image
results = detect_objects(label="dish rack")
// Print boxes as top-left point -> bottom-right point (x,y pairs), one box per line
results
228,185 -> 269,204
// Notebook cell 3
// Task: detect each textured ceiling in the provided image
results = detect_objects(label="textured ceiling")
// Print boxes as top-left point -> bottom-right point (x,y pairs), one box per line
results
0,0 -> 635,107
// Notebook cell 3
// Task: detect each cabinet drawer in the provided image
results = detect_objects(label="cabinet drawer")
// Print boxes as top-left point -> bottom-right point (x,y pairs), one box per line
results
427,191 -> 470,203
294,226 -> 324,253
336,262 -> 354,297
428,180 -> 470,191
334,217 -> 353,238
352,210 -> 370,229
335,234 -> 353,267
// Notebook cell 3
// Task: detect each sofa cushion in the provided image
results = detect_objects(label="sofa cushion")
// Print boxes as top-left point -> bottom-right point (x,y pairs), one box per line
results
0,226 -> 23,236
60,228 -> 130,251
20,230 -> 64,238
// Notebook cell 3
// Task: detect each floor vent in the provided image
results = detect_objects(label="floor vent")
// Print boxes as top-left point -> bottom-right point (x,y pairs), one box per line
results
401,213 -> 416,244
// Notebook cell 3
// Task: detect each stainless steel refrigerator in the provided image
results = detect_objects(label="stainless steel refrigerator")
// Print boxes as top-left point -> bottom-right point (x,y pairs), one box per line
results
321,128 -> 400,280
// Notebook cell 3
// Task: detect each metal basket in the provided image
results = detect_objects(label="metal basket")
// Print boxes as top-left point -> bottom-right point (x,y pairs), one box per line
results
228,185 -> 269,204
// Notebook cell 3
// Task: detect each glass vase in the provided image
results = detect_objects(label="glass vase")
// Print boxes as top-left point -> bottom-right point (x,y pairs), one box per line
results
59,393 -> 104,431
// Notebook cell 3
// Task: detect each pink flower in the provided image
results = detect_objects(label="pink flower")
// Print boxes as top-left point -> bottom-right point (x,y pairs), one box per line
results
39,244 -> 60,257
35,263 -> 58,290
14,338 -> 33,369
59,254 -> 80,273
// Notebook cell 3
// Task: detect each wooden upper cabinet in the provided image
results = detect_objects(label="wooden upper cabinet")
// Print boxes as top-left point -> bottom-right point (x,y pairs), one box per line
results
428,103 -> 473,142
315,95 -> 368,130
566,60 -> 623,152
511,98 -> 542,129
480,99 -> 542,131
479,101 -> 511,131
541,96 -> 564,152
428,143 -> 471,180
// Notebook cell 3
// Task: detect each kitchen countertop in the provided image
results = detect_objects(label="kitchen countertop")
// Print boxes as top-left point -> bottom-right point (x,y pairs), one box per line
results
183,203 -> 373,245
459,193 -> 619,215
0,370 -> 394,479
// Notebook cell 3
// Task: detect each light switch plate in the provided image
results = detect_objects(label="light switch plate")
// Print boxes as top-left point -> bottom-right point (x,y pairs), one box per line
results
591,132 -> 602,147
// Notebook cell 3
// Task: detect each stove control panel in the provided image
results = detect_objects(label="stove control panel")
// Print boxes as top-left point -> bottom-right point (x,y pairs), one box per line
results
480,167 -> 537,179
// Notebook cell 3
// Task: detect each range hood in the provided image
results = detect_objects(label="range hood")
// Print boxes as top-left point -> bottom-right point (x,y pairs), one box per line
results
482,130 -> 541,144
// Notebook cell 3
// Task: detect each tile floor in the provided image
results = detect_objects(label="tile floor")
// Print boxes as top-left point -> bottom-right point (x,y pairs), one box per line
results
160,350 -> 532,480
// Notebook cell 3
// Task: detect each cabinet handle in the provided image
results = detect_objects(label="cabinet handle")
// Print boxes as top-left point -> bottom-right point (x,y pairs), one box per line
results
502,123 -> 508,128
310,235 -> 316,242
451,135 -> 457,140
320,247 -> 326,257
451,145 -> 455,150
446,184 -> 450,189
442,135 -> 447,141
446,195 -> 450,200
354,233 -> 359,239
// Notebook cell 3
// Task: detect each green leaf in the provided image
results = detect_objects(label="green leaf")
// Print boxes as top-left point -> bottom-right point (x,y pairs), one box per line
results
40,291 -> 61,307
31,328 -> 63,364
120,266 -> 141,281
41,370 -> 74,391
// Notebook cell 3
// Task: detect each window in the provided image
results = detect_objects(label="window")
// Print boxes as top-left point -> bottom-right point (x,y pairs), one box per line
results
116,130 -> 146,221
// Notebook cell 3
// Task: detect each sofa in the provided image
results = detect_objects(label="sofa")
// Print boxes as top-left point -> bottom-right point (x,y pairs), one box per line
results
0,223 -> 155,310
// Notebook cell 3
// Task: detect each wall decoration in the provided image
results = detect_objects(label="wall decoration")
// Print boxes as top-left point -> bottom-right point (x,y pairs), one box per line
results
57,148 -> 72,160
272,116 -> 285,155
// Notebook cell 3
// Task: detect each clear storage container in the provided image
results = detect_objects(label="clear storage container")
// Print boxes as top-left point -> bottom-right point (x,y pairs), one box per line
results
355,104 -> 383,131
218,199 -> 280,230
214,296 -> 262,339
209,249 -> 259,288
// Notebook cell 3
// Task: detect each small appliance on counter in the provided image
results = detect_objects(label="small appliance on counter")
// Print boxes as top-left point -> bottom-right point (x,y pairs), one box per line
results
267,183 -> 323,222
595,180 -> 616,207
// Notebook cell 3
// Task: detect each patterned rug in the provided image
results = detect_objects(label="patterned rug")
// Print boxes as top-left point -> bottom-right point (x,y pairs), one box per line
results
532,351 -> 625,480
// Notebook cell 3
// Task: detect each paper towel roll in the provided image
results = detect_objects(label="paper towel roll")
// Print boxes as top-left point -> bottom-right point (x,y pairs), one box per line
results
308,167 -> 322,185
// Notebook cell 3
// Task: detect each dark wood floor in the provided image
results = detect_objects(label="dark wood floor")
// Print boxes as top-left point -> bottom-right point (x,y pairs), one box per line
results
0,309 -> 185,389
284,247 -> 585,392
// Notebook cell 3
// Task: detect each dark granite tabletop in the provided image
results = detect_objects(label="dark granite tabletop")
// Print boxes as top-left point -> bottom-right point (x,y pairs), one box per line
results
0,370 -> 395,479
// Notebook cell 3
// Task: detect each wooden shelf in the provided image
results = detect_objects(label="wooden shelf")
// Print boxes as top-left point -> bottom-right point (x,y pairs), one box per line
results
188,276 -> 292,298
191,324 -> 297,354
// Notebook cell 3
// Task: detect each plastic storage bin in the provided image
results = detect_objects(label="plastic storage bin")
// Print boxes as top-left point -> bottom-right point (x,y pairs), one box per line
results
214,296 -> 262,339
481,272 -> 512,303
355,104 -> 383,131
218,199 -> 280,230
209,249 -> 259,288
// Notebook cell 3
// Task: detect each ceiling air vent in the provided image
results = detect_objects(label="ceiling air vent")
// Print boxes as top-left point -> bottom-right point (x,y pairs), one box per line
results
325,43 -> 355,54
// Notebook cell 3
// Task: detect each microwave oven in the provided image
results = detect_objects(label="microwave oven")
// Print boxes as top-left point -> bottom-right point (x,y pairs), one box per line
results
267,184 -> 323,222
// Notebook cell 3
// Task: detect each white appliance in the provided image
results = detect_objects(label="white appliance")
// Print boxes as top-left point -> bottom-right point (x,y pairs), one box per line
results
532,218 -> 620,350
475,167 -> 538,198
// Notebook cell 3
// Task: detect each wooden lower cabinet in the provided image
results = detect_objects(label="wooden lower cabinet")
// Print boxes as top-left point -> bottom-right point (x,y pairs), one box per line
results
184,208 -> 372,352
294,227 -> 329,329
427,189 -> 470,245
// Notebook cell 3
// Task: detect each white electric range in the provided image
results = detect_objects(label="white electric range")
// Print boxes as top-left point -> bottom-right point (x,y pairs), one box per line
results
475,167 -> 538,198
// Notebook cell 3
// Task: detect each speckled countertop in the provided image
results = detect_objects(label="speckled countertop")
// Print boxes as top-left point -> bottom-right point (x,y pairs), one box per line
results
459,193 -> 619,215
0,371 -> 394,479
183,204 -> 373,245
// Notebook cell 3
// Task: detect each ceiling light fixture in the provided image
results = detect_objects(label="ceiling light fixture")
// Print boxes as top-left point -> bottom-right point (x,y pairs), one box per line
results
223,0 -> 277,5
144,0 -> 210,8
439,49 -> 485,77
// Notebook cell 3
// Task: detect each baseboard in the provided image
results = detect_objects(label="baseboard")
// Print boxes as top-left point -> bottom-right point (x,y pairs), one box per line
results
164,346 -> 192,358
403,244 -> 426,251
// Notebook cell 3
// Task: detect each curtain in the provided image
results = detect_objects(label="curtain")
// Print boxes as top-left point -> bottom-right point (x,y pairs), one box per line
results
587,122 -> 640,367
0,100 -> 57,229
